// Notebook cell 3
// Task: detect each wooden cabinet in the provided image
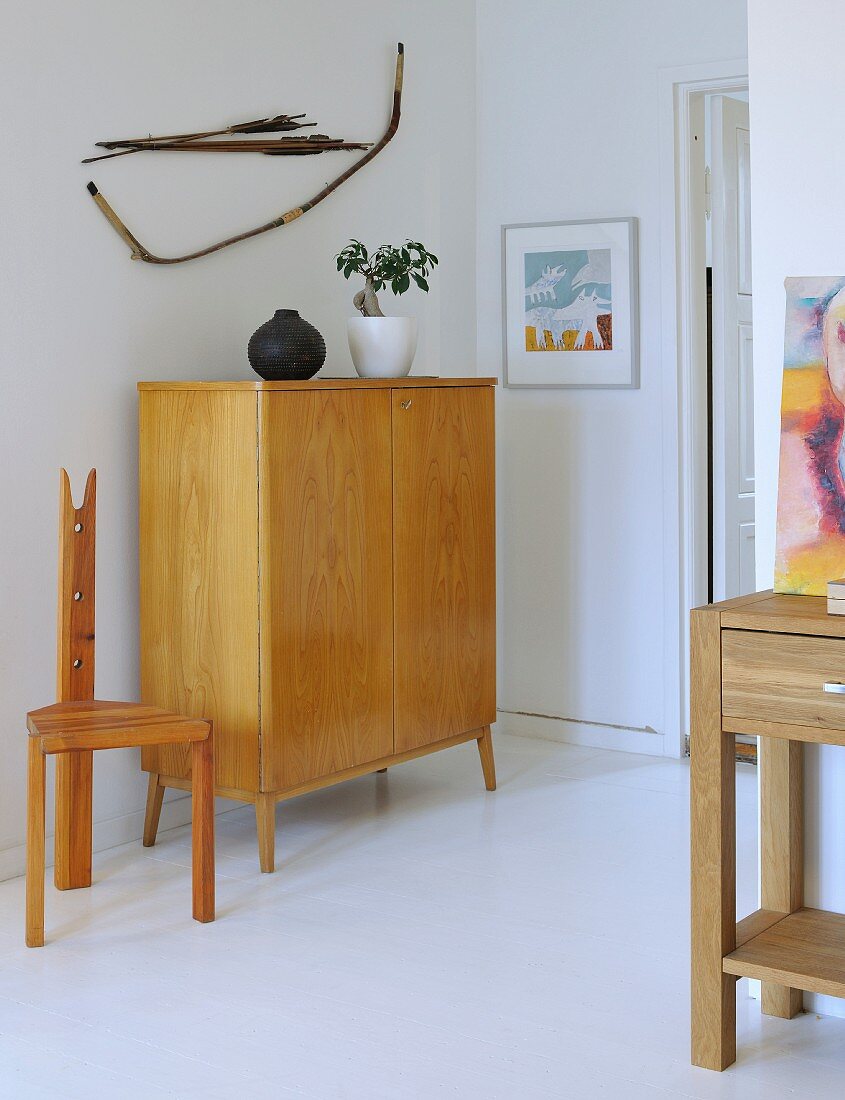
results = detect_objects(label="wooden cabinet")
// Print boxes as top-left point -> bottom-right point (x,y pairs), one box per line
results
690,590 -> 845,1071
139,379 -> 497,872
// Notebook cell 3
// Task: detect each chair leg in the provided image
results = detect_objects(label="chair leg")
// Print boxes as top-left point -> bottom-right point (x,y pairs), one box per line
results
477,726 -> 496,791
26,739 -> 46,947
54,750 -> 92,890
143,772 -> 165,847
191,732 -> 215,923
256,793 -> 276,874
190,732 -> 215,923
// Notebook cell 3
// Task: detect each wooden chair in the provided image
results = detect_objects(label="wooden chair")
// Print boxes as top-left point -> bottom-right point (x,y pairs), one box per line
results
25,469 -> 215,948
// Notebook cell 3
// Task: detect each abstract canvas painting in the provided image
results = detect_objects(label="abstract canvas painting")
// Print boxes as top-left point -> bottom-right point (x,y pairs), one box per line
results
502,218 -> 637,388
775,276 -> 845,594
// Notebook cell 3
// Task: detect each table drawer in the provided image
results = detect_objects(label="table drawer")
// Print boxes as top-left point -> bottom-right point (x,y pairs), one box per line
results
722,629 -> 845,730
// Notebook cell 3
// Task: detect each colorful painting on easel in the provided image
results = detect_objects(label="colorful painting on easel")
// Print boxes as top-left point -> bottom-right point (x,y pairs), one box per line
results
524,249 -> 612,352
775,276 -> 845,594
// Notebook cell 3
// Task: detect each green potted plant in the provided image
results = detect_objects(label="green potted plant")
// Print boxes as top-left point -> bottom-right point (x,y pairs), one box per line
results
336,238 -> 438,377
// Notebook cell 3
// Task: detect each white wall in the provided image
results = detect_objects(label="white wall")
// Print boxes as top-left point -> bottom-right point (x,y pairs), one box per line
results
748,0 -> 845,1017
477,0 -> 748,753
0,0 -> 476,879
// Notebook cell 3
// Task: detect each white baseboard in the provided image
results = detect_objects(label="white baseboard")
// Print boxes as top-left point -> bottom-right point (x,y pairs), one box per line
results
497,708 -> 665,756
0,791 -> 194,884
1,712 -> 662,883
806,992 -> 845,1019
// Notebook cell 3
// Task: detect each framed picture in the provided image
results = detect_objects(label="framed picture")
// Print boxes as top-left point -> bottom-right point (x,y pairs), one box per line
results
501,217 -> 639,388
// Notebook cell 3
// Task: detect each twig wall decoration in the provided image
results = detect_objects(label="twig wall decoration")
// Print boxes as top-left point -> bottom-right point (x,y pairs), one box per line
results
84,43 -> 404,265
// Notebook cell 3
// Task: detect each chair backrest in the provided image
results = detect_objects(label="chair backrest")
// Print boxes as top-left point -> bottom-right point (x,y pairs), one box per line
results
57,469 -> 96,702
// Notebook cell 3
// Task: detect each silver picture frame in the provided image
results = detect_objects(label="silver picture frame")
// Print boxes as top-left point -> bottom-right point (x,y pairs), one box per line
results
501,217 -> 639,389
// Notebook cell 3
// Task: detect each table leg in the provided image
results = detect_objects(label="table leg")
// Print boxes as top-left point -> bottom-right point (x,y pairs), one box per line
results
690,609 -> 736,1070
760,737 -> 803,1018
191,731 -> 215,924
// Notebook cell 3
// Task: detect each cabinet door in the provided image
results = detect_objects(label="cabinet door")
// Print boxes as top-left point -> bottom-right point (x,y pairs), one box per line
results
393,386 -> 496,752
259,390 -> 394,791
139,389 -> 260,792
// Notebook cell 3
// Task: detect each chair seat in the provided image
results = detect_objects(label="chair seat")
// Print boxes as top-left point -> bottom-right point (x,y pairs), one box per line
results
27,700 -> 210,754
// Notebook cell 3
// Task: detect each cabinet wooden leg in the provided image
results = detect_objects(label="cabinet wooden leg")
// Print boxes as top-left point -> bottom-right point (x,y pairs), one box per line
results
376,768 -> 387,773
26,739 -> 46,948
760,737 -> 803,1018
143,772 -> 165,847
54,750 -> 92,890
690,609 -> 736,1070
191,733 -> 215,923
476,726 -> 496,791
256,793 -> 276,874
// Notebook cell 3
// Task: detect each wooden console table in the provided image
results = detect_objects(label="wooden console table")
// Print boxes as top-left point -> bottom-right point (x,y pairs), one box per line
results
138,378 -> 497,873
690,589 -> 845,1070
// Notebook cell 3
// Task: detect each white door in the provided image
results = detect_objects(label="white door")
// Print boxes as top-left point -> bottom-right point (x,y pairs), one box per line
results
710,95 -> 755,602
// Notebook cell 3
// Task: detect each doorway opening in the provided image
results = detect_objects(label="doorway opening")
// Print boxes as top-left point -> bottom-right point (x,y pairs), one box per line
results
667,66 -> 754,755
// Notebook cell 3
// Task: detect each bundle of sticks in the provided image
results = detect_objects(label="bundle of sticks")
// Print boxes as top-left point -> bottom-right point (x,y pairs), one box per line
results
82,112 -> 372,164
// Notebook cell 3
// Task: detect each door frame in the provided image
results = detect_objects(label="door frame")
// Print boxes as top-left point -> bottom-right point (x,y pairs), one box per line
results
658,60 -> 749,757
710,94 -> 754,604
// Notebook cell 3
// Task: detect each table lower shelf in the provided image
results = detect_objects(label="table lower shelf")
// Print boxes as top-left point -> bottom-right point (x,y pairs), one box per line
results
724,907 -> 845,999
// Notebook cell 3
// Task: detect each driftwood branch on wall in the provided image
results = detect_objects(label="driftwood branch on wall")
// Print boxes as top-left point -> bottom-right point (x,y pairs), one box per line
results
85,43 -> 404,265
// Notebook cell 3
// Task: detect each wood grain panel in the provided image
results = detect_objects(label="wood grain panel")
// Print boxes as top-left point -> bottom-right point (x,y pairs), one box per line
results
28,700 -> 210,752
735,908 -> 788,949
191,731 -> 215,922
476,726 -> 496,790
158,728 -> 482,804
722,629 -> 845,729
392,387 -> 496,753
690,607 -> 736,1071
139,378 -> 498,392
56,468 -> 96,702
724,907 -> 845,999
723,715 -> 845,746
54,469 -> 96,889
143,773 -> 164,846
26,739 -> 45,947
259,390 -> 394,791
139,389 -> 259,791
720,592 -> 845,637
760,738 -> 804,1018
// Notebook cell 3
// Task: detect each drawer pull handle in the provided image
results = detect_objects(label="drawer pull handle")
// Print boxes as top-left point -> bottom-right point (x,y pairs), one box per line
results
400,399 -> 412,410
824,682 -> 845,694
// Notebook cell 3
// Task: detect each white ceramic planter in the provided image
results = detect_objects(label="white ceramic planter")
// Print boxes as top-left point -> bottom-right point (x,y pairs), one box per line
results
347,316 -> 418,379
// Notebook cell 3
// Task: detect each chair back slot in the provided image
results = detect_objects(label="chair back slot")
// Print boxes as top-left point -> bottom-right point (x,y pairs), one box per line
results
56,469 -> 96,702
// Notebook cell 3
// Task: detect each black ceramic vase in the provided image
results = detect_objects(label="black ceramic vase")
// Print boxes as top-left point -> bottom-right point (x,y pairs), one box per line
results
248,309 -> 326,380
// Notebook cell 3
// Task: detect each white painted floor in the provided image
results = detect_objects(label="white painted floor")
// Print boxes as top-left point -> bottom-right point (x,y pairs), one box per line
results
1,732 -> 844,1098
